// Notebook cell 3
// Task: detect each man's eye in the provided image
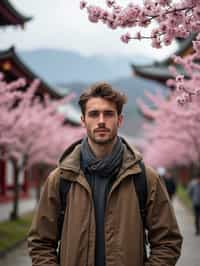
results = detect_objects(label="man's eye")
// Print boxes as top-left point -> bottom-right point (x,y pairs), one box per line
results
88,111 -> 99,117
104,111 -> 114,117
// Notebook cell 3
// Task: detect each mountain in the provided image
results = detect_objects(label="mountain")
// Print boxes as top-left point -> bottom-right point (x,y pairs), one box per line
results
19,49 -> 153,84
19,49 -> 166,136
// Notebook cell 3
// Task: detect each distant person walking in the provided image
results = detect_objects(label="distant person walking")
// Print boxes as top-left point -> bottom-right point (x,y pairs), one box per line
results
164,170 -> 177,200
157,167 -> 176,200
188,175 -> 200,235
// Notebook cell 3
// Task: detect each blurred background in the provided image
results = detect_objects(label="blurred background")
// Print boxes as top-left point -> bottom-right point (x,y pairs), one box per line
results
0,1 -> 199,265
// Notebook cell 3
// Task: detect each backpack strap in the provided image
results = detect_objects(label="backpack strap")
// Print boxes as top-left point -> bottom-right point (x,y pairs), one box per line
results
133,160 -> 148,227
133,161 -> 148,260
57,178 -> 72,241
57,177 -> 72,263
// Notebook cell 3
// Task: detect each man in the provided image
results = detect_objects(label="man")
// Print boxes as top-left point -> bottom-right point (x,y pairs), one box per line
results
28,82 -> 182,266
188,174 -> 200,235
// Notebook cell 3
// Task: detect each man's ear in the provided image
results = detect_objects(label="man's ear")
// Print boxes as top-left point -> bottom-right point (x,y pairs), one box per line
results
81,115 -> 86,128
118,114 -> 123,128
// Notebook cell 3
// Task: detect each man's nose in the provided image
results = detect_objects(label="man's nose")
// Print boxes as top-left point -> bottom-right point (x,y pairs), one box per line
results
98,113 -> 105,123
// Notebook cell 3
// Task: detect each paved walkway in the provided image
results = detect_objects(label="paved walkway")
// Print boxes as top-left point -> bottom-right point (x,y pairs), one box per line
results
0,193 -> 37,222
0,242 -> 31,266
174,199 -> 200,266
0,198 -> 36,222
0,197 -> 200,265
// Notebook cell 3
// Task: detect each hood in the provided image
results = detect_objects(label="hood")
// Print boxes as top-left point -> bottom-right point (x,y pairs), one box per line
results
58,138 -> 82,173
58,137 -> 143,175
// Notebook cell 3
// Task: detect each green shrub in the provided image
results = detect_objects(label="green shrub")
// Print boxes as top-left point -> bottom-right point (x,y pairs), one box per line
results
0,212 -> 33,253
177,184 -> 192,211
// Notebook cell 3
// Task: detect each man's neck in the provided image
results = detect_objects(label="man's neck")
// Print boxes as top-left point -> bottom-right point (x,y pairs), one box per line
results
88,137 -> 117,159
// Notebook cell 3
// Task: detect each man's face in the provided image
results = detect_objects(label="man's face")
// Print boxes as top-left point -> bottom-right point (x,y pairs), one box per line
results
81,97 -> 123,145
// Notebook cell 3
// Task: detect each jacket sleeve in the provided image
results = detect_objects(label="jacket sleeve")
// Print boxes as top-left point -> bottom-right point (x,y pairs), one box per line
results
27,168 -> 60,266
144,168 -> 183,266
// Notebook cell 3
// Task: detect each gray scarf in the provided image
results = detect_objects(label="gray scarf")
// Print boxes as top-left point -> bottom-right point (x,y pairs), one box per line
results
80,136 -> 124,178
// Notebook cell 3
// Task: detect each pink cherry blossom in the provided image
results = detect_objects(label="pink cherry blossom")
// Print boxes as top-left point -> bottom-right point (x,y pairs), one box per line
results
106,0 -> 116,8
120,32 -> 131,43
80,1 -> 87,10
138,90 -> 200,168
80,0 -> 200,101
0,76 -> 85,219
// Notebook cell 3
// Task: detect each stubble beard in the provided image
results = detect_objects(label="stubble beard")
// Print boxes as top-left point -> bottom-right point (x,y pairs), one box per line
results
88,130 -> 117,145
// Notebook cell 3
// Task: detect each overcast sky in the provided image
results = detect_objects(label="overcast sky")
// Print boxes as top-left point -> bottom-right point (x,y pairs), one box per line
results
1,0 -> 177,59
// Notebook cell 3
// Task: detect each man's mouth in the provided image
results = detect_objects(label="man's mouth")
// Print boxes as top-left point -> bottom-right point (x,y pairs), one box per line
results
95,129 -> 109,133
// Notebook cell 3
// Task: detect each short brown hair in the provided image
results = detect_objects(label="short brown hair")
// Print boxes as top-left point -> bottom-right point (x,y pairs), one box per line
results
78,82 -> 127,115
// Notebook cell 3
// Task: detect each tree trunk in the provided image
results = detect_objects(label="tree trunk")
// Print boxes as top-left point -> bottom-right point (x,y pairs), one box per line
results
10,159 -> 20,220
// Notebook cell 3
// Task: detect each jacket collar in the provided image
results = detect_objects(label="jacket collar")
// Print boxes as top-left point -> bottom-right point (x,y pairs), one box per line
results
58,137 -> 143,180
58,138 -> 82,174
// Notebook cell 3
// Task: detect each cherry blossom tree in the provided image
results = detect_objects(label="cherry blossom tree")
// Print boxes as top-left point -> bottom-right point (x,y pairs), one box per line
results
138,90 -> 200,170
80,0 -> 200,103
0,75 -> 85,219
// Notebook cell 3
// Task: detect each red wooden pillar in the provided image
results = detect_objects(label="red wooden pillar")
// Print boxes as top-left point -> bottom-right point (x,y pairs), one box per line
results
0,159 -> 7,196
22,169 -> 29,195
178,166 -> 190,186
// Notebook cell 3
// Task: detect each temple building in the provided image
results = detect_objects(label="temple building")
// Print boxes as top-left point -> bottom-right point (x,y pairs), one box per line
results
0,0 -> 30,202
0,46 -> 61,99
133,35 -> 196,185
0,1 -> 80,203
0,0 -> 31,27
134,34 -> 196,121
131,34 -> 195,86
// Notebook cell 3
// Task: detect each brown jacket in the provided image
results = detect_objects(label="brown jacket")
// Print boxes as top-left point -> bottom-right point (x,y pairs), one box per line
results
28,139 -> 182,266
